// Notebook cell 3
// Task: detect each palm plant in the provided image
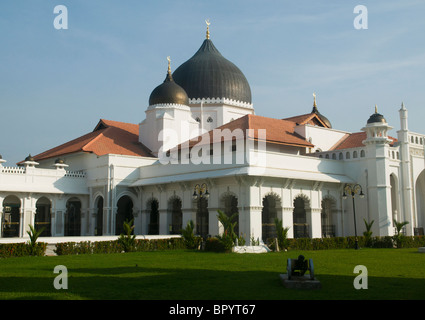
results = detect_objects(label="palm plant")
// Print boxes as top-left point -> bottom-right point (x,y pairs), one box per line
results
393,219 -> 409,248
274,218 -> 290,251
217,209 -> 238,243
26,224 -> 45,255
363,219 -> 374,247
181,220 -> 197,249
118,219 -> 136,252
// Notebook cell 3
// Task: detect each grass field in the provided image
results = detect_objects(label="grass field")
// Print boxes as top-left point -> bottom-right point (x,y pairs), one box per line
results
0,248 -> 424,300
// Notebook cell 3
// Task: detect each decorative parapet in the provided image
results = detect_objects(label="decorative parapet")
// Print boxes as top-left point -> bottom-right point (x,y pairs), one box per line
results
0,166 -> 26,174
0,166 -> 86,179
64,170 -> 86,178
189,97 -> 253,109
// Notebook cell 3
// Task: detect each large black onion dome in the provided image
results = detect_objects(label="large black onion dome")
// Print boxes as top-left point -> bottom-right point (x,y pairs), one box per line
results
149,69 -> 189,106
172,39 -> 252,104
367,105 -> 386,124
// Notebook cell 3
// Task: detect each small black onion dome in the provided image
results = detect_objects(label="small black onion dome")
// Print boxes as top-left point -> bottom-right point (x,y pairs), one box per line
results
149,70 -> 189,106
0,154 -> 2,160
55,158 -> 65,164
367,105 -> 386,124
312,106 -> 332,128
172,39 -> 252,104
25,154 -> 34,161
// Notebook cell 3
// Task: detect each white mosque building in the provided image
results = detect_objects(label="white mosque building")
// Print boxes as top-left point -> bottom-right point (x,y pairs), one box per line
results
1,26 -> 424,243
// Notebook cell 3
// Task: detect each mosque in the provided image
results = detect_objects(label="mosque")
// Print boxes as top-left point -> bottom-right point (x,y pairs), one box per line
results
1,24 -> 424,243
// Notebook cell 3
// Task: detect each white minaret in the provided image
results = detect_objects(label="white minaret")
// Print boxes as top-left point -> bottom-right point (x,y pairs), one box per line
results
397,102 -> 414,235
361,105 -> 394,236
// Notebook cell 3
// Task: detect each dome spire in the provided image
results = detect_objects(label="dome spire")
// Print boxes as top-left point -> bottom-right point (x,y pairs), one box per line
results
312,92 -> 319,113
205,19 -> 210,39
167,56 -> 171,75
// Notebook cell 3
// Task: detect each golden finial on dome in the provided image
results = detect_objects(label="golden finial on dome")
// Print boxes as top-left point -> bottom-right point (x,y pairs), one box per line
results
205,19 -> 210,39
313,92 -> 317,108
167,56 -> 171,73
375,104 -> 378,114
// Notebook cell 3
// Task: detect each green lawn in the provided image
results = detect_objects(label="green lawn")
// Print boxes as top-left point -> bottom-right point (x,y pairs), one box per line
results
0,248 -> 424,300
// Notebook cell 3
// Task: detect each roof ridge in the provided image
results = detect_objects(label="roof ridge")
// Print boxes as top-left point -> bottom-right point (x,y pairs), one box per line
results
82,127 -> 110,152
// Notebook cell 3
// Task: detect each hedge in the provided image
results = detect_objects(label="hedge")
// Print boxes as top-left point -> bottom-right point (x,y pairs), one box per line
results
282,235 -> 425,250
0,242 -> 47,258
54,237 -> 190,255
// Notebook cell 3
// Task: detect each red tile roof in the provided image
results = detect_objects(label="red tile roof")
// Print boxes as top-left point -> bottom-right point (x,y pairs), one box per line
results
283,112 -> 329,128
179,114 -> 314,149
29,119 -> 154,162
331,131 -> 398,150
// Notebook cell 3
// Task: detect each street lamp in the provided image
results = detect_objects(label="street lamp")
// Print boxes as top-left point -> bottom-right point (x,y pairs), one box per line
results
192,183 -> 210,200
342,183 -> 364,250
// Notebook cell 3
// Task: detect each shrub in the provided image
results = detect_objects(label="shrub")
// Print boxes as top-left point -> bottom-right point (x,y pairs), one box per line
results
205,237 -> 228,252
181,220 -> 198,249
393,219 -> 409,248
0,242 -> 46,258
118,219 -> 136,252
363,219 -> 374,247
274,218 -> 290,250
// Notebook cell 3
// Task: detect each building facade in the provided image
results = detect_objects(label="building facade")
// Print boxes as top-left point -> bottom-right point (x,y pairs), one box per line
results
1,28 -> 424,243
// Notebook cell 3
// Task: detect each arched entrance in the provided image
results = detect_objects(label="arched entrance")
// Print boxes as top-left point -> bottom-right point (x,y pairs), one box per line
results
2,195 -> 21,237
169,197 -> 182,235
147,198 -> 159,235
95,196 -> 103,236
196,197 -> 209,238
116,196 -> 134,235
415,170 -> 425,235
262,195 -> 278,243
35,197 -> 51,237
65,198 -> 81,236
221,194 -> 239,236
321,197 -> 336,237
293,196 -> 309,238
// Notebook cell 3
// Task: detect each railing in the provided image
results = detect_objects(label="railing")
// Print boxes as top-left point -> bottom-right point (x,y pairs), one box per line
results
0,167 -> 26,174
64,171 -> 86,178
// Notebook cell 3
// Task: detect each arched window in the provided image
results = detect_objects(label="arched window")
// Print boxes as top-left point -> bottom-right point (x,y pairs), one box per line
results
346,152 -> 351,159
66,198 -> 81,236
95,196 -> 103,236
293,196 -> 309,238
2,195 -> 21,238
353,151 -> 358,158
221,194 -> 239,236
169,197 -> 182,235
196,197 -> 209,238
360,150 -> 365,158
262,195 -> 278,243
339,152 -> 343,160
35,197 -> 51,237
147,198 -> 159,235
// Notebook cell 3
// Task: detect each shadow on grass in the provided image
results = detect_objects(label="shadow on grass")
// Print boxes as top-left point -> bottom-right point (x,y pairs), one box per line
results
1,264 -> 424,300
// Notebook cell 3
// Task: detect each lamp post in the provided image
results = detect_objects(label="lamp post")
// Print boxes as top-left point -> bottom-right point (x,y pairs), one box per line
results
192,183 -> 210,200
342,183 -> 364,250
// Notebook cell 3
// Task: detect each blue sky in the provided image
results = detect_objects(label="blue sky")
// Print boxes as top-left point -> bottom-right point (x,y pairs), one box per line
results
1,0 -> 424,165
